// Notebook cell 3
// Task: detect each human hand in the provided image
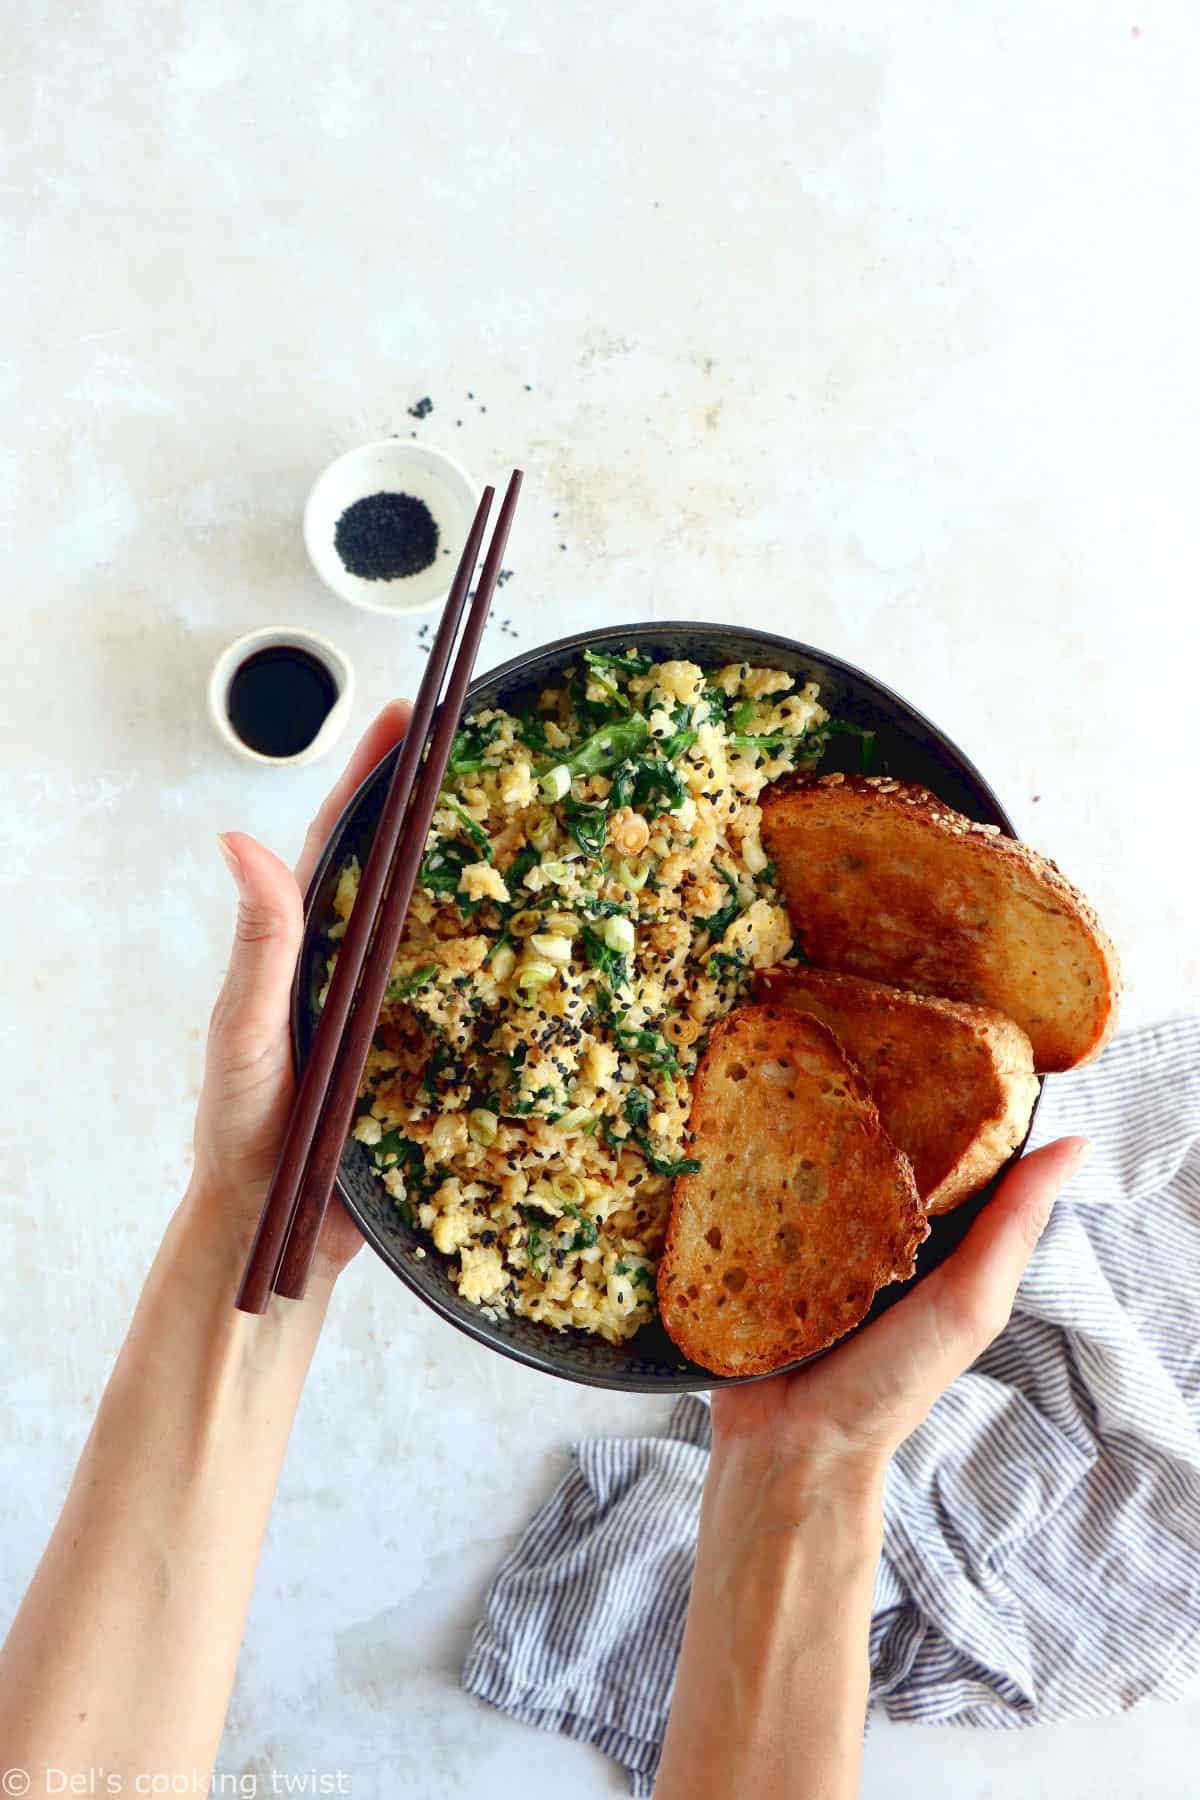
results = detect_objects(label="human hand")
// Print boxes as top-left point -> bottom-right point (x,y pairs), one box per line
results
188,702 -> 411,1285
710,1137 -> 1091,1498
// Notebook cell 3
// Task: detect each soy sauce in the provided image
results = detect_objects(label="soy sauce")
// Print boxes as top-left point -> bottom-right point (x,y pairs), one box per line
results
227,647 -> 337,758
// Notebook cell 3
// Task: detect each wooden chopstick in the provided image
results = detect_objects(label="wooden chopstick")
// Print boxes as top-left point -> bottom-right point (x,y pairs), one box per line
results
235,467 -> 523,1310
234,483 -> 495,1313
272,468 -> 524,1300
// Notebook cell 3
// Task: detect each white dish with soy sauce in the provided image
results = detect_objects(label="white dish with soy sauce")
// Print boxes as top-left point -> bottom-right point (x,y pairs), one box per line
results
207,626 -> 355,768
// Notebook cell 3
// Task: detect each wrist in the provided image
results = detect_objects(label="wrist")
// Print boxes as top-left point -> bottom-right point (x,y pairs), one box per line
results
706,1427 -> 887,1558
177,1175 -> 338,1300
156,1182 -> 337,1350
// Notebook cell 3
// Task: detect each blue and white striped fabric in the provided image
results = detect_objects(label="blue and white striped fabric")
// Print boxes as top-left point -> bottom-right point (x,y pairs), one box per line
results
463,1021 -> 1200,1796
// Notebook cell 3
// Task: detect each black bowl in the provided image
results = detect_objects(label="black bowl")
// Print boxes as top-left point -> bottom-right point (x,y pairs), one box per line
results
293,623 -> 1040,1391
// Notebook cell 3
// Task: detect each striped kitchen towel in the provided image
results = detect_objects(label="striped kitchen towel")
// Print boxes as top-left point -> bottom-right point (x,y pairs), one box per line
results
462,1020 -> 1200,1795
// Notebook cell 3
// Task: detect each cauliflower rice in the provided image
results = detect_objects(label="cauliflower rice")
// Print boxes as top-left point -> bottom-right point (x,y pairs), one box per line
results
328,649 -> 847,1344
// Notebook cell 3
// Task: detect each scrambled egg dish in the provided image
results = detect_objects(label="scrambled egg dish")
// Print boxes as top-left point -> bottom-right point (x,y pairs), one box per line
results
329,650 -> 845,1343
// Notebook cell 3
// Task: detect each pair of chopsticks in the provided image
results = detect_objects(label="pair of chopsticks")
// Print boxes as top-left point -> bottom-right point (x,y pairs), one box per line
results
235,470 -> 524,1313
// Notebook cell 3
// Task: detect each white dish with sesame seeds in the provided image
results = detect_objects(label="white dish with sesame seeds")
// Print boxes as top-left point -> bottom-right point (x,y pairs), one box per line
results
320,647 -> 853,1345
303,438 -> 480,616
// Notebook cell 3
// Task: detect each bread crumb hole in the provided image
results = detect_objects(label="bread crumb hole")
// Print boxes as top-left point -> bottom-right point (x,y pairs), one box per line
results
728,1062 -> 748,1082
705,1226 -> 722,1250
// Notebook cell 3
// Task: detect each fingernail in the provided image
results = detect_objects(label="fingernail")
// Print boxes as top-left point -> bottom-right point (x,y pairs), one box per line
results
1069,1138 -> 1093,1173
217,834 -> 246,892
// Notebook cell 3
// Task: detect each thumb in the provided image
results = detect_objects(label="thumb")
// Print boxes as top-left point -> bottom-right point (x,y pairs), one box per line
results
917,1135 -> 1091,1375
211,831 -> 304,1076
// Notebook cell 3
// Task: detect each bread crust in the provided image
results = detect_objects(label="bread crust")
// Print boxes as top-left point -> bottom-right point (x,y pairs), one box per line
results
658,1005 -> 928,1377
756,966 -> 1039,1214
759,774 -> 1121,1073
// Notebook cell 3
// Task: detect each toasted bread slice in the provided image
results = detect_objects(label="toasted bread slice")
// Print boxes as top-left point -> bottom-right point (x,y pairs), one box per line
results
755,967 -> 1039,1214
659,1005 -> 927,1377
759,774 -> 1120,1072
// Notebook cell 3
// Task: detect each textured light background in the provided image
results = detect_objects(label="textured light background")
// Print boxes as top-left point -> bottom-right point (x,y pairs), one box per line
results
2,2 -> 1198,1794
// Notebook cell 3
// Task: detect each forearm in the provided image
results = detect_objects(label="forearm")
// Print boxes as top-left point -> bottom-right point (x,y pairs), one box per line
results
655,1437 -> 884,1800
0,1189 -> 331,1787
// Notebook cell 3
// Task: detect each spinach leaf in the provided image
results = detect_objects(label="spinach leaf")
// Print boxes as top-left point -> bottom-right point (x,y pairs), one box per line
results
584,647 -> 653,678
631,756 -> 689,814
635,1136 -> 701,1178
562,1202 -> 597,1250
579,896 -> 635,919
419,838 -> 473,898
608,762 -> 634,809
420,1042 -> 450,1098
612,1021 -> 678,1073
519,1202 -> 555,1226
553,712 -> 649,780
503,846 -> 539,899
515,705 -> 550,757
386,964 -> 438,1000
732,699 -> 756,731
661,707 -> 698,762
616,1259 -> 656,1292
704,865 -> 744,939
701,685 -> 729,726
623,1085 -> 650,1131
442,800 -> 492,862
582,924 -> 629,989
731,731 -> 803,753
372,1129 -> 423,1173
447,715 -> 505,775
569,661 -> 625,729
563,798 -> 608,860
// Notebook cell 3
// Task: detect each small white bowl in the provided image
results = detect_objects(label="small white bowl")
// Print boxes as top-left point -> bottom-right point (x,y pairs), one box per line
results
303,439 -> 479,615
207,626 -> 355,768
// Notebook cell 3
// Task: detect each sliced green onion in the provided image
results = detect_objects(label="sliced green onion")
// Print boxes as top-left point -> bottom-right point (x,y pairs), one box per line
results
528,812 -> 557,851
542,911 -> 582,937
540,763 -> 571,801
488,942 -> 516,981
509,909 -> 543,937
468,1107 -> 499,1147
530,931 -> 572,966
539,859 -> 572,884
517,958 -> 557,991
555,1105 -> 593,1133
616,857 -> 649,891
601,914 -> 635,955
551,1171 -> 585,1205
